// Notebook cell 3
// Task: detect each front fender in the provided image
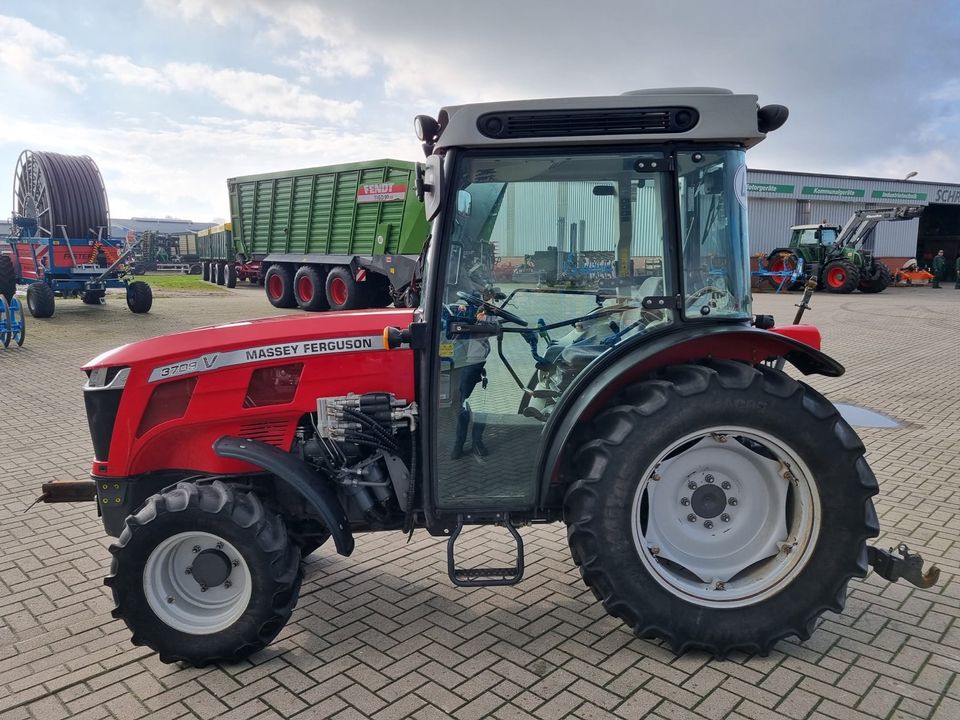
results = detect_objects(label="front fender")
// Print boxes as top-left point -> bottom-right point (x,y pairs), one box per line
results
536,324 -> 843,507
214,436 -> 354,556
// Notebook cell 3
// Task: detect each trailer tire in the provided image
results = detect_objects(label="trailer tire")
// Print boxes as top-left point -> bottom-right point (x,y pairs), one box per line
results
822,260 -> 859,293
202,262 -> 210,282
564,360 -> 878,657
215,263 -> 226,286
104,481 -> 302,666
225,264 -> 237,289
326,266 -> 361,310
126,281 -> 153,314
293,266 -> 329,312
264,265 -> 296,308
26,283 -> 55,318
0,255 -> 16,302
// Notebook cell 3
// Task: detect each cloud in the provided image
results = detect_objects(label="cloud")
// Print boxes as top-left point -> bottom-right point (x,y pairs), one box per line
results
0,15 -> 85,92
277,47 -> 374,80
94,55 -> 172,91
0,111 -> 419,219
162,63 -> 361,122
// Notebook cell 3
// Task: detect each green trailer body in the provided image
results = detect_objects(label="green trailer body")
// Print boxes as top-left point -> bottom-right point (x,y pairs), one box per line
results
228,159 -> 428,259
196,223 -> 234,262
223,159 -> 429,311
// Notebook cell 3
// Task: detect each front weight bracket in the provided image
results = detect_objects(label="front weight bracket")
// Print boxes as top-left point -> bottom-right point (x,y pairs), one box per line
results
867,543 -> 940,589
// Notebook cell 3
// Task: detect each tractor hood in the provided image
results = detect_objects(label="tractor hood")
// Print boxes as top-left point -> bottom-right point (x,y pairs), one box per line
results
83,308 -> 416,371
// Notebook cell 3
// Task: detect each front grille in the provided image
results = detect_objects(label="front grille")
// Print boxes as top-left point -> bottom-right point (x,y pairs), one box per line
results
477,107 -> 699,139
84,389 -> 122,461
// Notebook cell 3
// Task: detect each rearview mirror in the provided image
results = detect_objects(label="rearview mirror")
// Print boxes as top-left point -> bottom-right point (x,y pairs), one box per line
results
456,190 -> 472,216
422,154 -> 444,221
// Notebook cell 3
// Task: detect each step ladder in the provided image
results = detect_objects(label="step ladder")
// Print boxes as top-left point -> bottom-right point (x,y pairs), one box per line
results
447,514 -> 524,587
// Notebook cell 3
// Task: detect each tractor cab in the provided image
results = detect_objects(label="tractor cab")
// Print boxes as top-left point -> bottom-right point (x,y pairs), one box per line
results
422,146 -> 755,511
791,224 -> 839,248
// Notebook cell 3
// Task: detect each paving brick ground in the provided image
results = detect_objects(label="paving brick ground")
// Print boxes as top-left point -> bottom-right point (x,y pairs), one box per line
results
0,283 -> 958,720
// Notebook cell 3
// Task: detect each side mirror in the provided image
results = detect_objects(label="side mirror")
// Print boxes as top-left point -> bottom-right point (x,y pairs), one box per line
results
446,243 -> 462,286
814,229 -> 822,241
420,154 -> 444,222
456,190 -> 472,216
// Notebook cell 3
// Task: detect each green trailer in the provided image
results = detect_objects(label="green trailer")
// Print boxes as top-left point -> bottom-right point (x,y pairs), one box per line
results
226,159 -> 430,311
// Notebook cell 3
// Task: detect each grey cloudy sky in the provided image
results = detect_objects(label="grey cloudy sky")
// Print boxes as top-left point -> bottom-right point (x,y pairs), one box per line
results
1,0 -> 957,220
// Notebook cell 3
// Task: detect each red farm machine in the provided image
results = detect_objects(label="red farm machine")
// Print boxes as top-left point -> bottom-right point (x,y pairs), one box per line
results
39,88 -> 937,665
1,150 -> 152,319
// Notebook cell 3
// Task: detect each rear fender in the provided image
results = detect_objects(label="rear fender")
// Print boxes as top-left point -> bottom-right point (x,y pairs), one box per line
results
214,436 -> 354,556
537,324 -> 843,506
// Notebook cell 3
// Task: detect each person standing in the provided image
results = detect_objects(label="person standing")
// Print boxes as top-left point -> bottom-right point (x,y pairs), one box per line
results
932,249 -> 945,288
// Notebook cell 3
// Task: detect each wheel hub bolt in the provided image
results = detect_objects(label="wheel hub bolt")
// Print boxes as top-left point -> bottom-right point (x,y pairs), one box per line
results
721,514 -> 730,523
216,542 -> 223,550
704,474 -> 715,483
185,567 -> 192,575
199,584 -> 207,592
166,596 -> 174,604
232,559 -> 239,567
649,546 -> 660,556
715,581 -> 725,591
192,545 -> 200,553
224,580 -> 232,588
687,514 -> 697,522
680,497 -> 690,506
687,481 -> 697,490
721,481 -> 731,490
728,498 -> 738,506
704,520 -> 714,529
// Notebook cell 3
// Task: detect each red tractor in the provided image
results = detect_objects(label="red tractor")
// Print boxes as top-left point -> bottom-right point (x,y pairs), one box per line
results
43,88 -> 936,666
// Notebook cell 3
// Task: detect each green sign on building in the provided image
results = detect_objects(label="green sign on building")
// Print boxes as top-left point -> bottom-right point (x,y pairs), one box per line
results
871,190 -> 928,201
747,183 -> 795,194
801,186 -> 865,198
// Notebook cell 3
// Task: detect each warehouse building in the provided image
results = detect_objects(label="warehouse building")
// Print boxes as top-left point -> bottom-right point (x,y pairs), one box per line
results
747,170 -> 960,277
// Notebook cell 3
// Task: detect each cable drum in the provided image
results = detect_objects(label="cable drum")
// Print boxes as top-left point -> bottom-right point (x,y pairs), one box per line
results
12,150 -> 110,239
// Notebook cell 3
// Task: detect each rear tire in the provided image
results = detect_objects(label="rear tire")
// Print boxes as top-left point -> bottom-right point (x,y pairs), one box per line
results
215,263 -> 226,286
293,266 -> 329,312
564,360 -> 878,657
325,266 -> 361,310
0,255 -> 16,302
264,265 -> 296,308
105,481 -> 302,666
822,260 -> 859,293
126,281 -> 153,313
26,283 -> 55,318
858,263 -> 891,293
765,250 -> 803,291
202,262 -> 210,282
225,263 -> 237,289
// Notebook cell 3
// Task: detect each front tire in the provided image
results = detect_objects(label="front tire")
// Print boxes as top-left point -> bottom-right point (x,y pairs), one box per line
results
565,361 -> 878,656
823,260 -> 860,293
859,263 -> 891,293
105,481 -> 302,666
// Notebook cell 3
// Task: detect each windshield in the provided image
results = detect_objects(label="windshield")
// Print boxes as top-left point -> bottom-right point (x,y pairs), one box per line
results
677,149 -> 751,320
794,227 -> 838,246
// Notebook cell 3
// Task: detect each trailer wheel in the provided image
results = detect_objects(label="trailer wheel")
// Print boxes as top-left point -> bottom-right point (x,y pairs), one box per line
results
326,266 -> 361,310
0,255 -> 16,302
26,283 -> 55,318
81,289 -> 105,305
215,263 -> 226,286
564,360 -> 878,657
294,266 -> 330,312
105,481 -> 302,666
823,260 -> 859,293
202,262 -> 210,282
858,264 -> 891,294
225,264 -> 237,289
264,265 -> 296,308
127,281 -> 153,314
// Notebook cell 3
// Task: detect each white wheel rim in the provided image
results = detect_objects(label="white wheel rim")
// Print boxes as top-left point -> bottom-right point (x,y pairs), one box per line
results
143,531 -> 252,634
631,427 -> 821,608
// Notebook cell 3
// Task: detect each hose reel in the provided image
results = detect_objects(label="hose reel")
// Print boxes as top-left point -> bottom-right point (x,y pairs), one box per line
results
12,150 -> 110,239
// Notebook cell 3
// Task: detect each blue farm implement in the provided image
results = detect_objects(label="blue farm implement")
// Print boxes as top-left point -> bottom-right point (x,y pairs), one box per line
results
2,150 -> 152,319
0,294 -> 25,347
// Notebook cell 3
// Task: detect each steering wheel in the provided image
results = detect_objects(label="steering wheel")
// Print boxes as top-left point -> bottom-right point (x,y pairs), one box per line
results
456,291 -> 528,326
